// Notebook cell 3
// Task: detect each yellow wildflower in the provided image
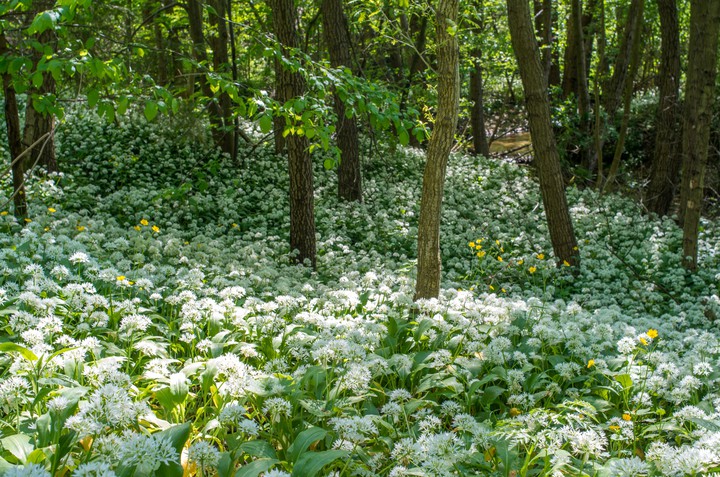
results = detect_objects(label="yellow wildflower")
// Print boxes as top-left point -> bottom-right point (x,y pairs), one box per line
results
133,225 -> 141,231
529,266 -> 537,274
48,207 -> 56,213
25,218 -> 32,223
477,251 -> 486,258
647,329 -> 658,339
116,275 -> 126,281
639,337 -> 648,346
563,260 -> 570,266
622,414 -> 632,421
151,225 -> 160,233
140,219 -> 149,226
609,425 -> 620,431
0,211 -> 7,216
497,256 -> 503,262
517,259 -> 524,265
468,242 -> 475,248
76,225 -> 85,231
537,253 -> 545,260
587,359 -> 595,368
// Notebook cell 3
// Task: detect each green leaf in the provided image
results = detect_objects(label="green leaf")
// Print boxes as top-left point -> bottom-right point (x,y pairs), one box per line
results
1,434 -> 33,463
234,458 -> 280,477
288,427 -> 327,462
0,342 -> 38,361
689,418 -> 720,432
144,101 -> 159,122
615,374 -> 632,390
291,450 -> 347,477
259,114 -> 273,133
237,440 -> 277,459
323,158 -> 334,170
397,127 -> 409,146
87,89 -> 99,108
117,97 -> 129,115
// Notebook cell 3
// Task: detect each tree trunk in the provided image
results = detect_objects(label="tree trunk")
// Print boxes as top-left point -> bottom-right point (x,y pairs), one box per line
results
561,3 -> 581,99
679,0 -> 720,270
645,0 -> 681,216
414,0 -> 460,300
186,0 -> 231,155
470,51 -> 490,157
533,0 -> 553,84
507,0 -> 580,267
208,0 -> 235,158
1,35 -> 28,220
271,0 -> 317,268
22,12 -> 57,174
602,0 -> 644,191
321,0 -> 362,202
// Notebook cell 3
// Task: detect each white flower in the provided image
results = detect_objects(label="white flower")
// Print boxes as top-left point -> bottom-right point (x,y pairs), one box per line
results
188,441 -> 221,470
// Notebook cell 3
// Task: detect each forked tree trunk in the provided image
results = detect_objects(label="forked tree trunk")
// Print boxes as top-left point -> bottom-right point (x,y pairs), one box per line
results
1,35 -> 28,219
679,0 -> 720,270
414,0 -> 460,300
271,0 -> 317,268
645,0 -> 681,216
507,0 -> 580,267
321,0 -> 362,202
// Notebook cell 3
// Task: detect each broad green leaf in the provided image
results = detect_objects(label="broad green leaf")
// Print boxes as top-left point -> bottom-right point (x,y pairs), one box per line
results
398,127 -> 409,146
237,440 -> 277,459
287,427 -> 327,462
234,458 -> 279,477
291,450 -> 347,477
615,374 -> 632,390
87,89 -> 99,108
154,423 -> 191,477
0,342 -> 38,361
1,434 -> 33,463
144,101 -> 159,122
259,114 -> 273,133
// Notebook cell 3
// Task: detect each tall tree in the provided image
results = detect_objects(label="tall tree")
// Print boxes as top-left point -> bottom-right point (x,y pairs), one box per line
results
271,0 -> 317,268
469,50 -> 490,157
645,0 -> 681,216
1,34 -> 27,219
321,0 -> 362,202
414,0 -> 460,300
22,2 -> 58,174
679,0 -> 720,270
506,0 -> 580,266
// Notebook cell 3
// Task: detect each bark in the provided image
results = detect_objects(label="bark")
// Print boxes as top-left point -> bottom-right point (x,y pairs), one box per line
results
507,0 -> 580,267
208,0 -> 235,157
603,0 -> 643,119
186,0 -> 232,155
602,0 -> 644,191
22,10 -> 57,173
414,0 -> 460,300
1,35 -> 27,219
533,0 -> 553,84
321,0 -> 362,202
645,0 -> 681,216
271,0 -> 317,268
679,0 -> 720,270
470,51 -> 490,157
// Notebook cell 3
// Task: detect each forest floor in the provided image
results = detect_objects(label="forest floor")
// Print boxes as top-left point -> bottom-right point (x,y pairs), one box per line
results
1,112 -> 720,476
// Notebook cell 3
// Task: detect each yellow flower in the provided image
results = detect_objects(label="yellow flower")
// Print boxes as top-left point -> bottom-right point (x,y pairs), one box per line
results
573,246 -> 579,251
639,337 -> 648,346
477,251 -> 486,258
501,288 -> 506,293
76,225 -> 85,231
140,219 -> 149,226
151,225 -> 160,233
509,407 -> 521,417
489,285 -> 495,291
563,260 -> 570,266
497,256 -> 503,262
647,329 -> 658,339
0,211 -> 7,216
537,253 -> 545,260
133,225 -> 141,231
587,359 -> 595,368
116,275 -> 126,281
529,266 -> 537,274
622,413 -> 632,421
517,259 -> 524,265
468,242 -> 475,248
48,207 -> 56,213
495,240 -> 500,245
232,223 -> 238,228
609,425 -> 620,431
25,218 -> 32,223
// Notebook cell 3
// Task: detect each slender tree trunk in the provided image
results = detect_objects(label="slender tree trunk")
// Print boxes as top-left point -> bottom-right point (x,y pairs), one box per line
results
602,0 -> 644,191
645,0 -> 681,216
414,0 -> 460,300
470,50 -> 490,157
561,3 -> 580,99
534,0 -> 553,84
1,35 -> 27,220
186,0 -> 230,154
271,0 -> 317,268
507,0 -> 580,267
321,0 -> 362,202
208,0 -> 235,158
679,0 -> 720,270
